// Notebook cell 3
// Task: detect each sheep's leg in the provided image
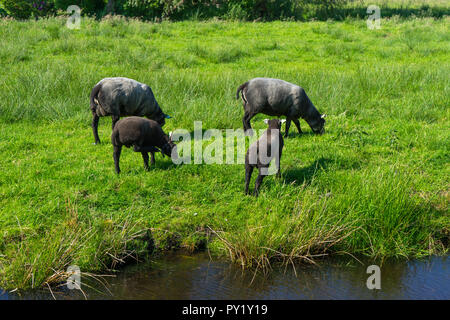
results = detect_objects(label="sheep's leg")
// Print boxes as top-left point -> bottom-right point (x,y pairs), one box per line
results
275,155 -> 281,179
245,164 -> 254,195
284,118 -> 291,138
293,118 -> 303,134
276,163 -> 281,178
111,115 -> 120,131
243,111 -> 255,134
242,114 -> 250,131
276,148 -> 282,178
113,145 -> 122,174
92,112 -> 101,144
150,152 -> 155,165
141,152 -> 150,171
254,172 -> 265,197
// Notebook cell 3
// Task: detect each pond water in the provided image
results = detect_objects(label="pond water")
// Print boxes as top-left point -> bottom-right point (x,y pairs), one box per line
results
1,254 -> 448,300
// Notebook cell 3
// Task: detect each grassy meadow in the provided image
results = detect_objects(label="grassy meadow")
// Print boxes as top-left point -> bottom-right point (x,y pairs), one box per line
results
0,14 -> 449,290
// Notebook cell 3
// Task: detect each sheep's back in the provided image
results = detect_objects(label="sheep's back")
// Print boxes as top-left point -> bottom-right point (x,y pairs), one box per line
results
99,77 -> 159,116
113,117 -> 148,146
247,78 -> 302,116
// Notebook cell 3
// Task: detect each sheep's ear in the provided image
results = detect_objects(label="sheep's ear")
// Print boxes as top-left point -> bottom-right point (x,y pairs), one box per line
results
263,119 -> 269,124
321,114 -> 327,119
164,114 -> 172,119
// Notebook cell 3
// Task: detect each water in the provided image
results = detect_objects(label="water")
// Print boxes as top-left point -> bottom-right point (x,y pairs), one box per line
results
1,254 -> 448,300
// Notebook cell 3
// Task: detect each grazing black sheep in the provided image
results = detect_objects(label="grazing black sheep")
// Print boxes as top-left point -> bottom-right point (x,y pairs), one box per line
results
90,77 -> 171,144
111,117 -> 177,174
245,119 -> 285,196
236,77 -> 326,137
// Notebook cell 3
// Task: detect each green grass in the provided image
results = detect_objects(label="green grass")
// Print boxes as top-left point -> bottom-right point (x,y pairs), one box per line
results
0,15 -> 449,290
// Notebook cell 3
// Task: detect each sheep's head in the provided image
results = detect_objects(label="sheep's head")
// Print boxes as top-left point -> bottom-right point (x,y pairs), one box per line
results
264,118 -> 286,130
155,112 -> 172,127
308,114 -> 326,135
313,114 -> 326,134
161,131 -> 178,160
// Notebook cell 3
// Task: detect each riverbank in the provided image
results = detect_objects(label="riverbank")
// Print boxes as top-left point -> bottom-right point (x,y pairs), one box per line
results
2,254 -> 449,299
0,17 -> 448,290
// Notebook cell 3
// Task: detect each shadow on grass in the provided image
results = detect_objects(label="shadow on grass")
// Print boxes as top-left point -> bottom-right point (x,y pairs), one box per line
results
283,157 -> 333,186
120,157 -> 179,175
284,131 -> 317,138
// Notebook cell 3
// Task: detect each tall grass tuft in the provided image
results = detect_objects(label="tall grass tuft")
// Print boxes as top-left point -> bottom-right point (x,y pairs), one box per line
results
0,199 -> 152,290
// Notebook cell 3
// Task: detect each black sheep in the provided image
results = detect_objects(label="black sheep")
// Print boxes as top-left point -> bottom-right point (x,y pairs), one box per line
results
245,119 -> 285,196
90,77 -> 171,144
111,117 -> 177,174
236,77 -> 326,137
